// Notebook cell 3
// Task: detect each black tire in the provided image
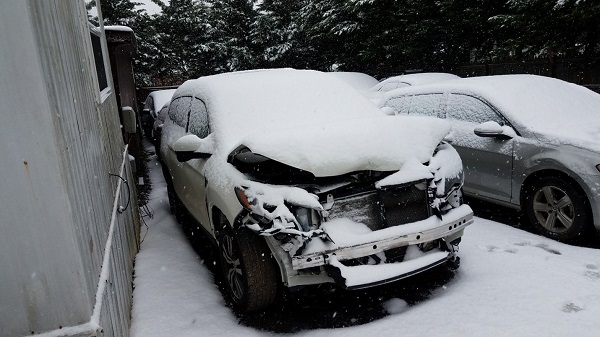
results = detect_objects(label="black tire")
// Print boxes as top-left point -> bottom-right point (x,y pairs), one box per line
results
218,217 -> 278,312
166,182 -> 186,224
523,176 -> 591,242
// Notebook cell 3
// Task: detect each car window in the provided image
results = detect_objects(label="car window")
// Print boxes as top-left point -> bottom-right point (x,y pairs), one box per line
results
407,94 -> 444,118
188,97 -> 209,138
384,95 -> 412,115
445,94 -> 504,124
157,106 -> 169,123
380,81 -> 398,92
168,96 -> 192,128
144,96 -> 153,111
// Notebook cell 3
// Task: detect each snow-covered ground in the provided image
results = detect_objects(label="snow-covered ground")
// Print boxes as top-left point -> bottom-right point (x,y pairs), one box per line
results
130,151 -> 600,337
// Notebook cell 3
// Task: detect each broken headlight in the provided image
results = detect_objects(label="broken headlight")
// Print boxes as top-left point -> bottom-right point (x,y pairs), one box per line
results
289,206 -> 321,232
234,186 -> 322,233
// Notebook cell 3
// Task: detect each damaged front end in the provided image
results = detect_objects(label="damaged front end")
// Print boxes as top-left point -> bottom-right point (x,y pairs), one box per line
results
229,143 -> 473,289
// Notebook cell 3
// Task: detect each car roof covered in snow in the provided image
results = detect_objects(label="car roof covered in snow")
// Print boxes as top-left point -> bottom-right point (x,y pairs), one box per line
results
372,73 -> 460,90
174,69 -> 385,146
381,74 -> 600,151
327,71 -> 380,92
147,89 -> 176,112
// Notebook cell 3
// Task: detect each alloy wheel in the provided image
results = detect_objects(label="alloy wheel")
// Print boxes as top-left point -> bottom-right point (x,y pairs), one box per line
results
220,234 -> 244,301
532,185 -> 574,233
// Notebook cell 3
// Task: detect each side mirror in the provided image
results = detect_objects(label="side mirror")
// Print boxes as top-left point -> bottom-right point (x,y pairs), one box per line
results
474,121 -> 513,140
173,134 -> 214,162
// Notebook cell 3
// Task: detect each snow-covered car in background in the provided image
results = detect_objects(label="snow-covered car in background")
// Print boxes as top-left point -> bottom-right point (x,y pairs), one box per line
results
152,102 -> 170,157
366,73 -> 460,104
160,69 -> 473,311
141,88 -> 176,142
379,74 -> 600,243
327,71 -> 380,93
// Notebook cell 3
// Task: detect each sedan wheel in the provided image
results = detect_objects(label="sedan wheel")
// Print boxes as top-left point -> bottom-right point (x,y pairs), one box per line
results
532,186 -> 574,233
524,176 -> 591,242
217,219 -> 278,312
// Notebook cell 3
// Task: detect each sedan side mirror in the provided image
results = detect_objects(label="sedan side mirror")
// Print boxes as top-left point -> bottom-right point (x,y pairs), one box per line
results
474,121 -> 514,140
173,134 -> 214,162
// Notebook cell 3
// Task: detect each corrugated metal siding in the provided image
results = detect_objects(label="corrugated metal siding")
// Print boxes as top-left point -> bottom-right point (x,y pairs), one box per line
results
96,158 -> 139,337
0,0 -> 139,335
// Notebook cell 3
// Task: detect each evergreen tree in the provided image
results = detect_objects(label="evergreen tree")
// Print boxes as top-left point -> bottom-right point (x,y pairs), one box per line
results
251,0 -> 315,69
149,0 -> 214,83
100,0 -> 145,26
206,0 -> 258,72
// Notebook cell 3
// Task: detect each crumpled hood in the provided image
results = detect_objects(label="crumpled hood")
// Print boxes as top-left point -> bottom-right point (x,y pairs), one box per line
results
239,115 -> 451,177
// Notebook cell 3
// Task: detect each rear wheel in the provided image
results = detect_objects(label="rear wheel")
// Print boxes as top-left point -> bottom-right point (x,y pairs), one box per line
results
218,217 -> 278,312
523,176 -> 591,242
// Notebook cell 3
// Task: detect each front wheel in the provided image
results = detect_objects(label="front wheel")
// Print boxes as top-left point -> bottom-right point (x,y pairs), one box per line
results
218,219 -> 279,312
523,176 -> 591,242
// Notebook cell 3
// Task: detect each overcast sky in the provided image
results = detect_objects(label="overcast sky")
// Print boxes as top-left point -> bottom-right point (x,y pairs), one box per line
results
137,0 -> 167,15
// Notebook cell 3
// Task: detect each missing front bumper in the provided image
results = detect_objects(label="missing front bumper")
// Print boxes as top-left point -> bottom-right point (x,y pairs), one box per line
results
326,250 -> 452,289
291,206 -> 472,271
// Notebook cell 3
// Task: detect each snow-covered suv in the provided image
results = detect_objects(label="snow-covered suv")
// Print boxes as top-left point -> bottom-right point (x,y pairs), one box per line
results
160,69 -> 473,311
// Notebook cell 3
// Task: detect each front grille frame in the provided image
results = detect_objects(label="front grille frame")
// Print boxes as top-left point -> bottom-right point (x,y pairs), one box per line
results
323,179 -> 432,230
377,179 -> 432,228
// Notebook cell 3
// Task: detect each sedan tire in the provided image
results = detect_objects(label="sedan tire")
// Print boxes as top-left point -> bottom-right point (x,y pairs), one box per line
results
218,219 -> 278,312
524,176 -> 591,242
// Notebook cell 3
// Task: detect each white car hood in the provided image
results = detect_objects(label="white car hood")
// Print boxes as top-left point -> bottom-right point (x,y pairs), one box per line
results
239,115 -> 451,177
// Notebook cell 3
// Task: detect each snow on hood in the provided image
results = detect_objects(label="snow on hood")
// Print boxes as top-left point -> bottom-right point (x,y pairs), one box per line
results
240,115 -> 451,177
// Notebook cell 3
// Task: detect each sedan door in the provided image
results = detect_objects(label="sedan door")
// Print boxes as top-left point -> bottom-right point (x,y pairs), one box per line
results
444,94 -> 514,202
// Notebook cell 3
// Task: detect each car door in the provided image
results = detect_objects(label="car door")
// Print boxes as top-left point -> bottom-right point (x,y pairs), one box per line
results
163,96 -> 192,201
177,97 -> 212,233
443,93 -> 514,202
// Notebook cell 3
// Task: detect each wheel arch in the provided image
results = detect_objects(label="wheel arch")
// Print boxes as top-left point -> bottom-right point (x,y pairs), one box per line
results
520,169 -> 589,209
211,206 -> 226,238
520,169 -> 594,232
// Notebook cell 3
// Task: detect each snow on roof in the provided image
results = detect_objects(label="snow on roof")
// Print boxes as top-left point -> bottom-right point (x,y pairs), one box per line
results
375,73 -> 460,90
382,75 -> 600,151
327,72 -> 380,92
104,25 -> 134,32
175,69 -> 450,176
174,69 -> 386,149
148,89 -> 176,112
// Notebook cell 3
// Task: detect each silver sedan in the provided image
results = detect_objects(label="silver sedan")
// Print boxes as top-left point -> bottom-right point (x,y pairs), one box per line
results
380,74 -> 600,242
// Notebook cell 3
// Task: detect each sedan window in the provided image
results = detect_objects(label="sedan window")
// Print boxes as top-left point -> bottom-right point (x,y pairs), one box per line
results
188,98 -> 209,138
380,81 -> 399,92
445,94 -> 504,125
385,94 -> 444,117
408,94 -> 444,118
385,96 -> 412,114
